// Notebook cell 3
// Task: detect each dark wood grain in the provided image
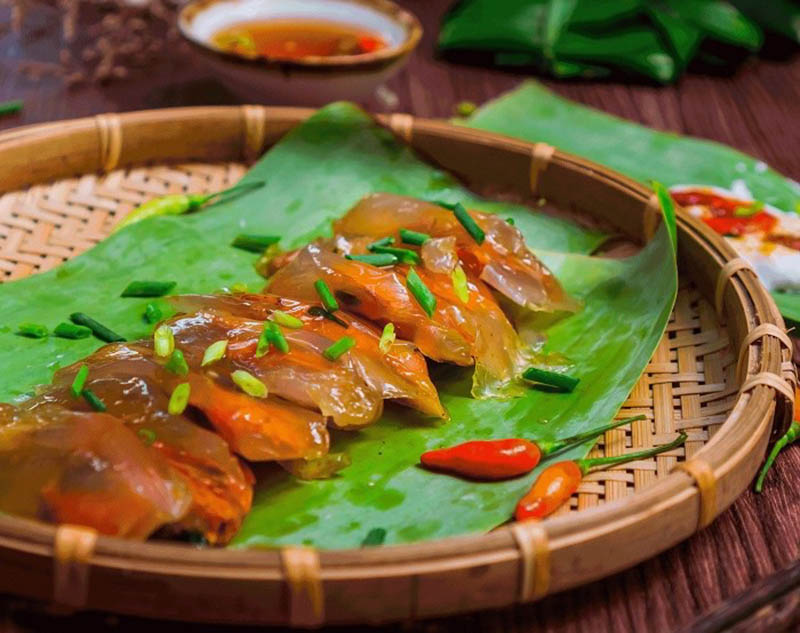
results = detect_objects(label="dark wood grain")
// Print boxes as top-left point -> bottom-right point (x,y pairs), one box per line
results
1,2 -> 799,632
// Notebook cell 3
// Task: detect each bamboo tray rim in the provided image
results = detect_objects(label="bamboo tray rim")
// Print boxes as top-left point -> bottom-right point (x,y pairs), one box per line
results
0,106 -> 794,624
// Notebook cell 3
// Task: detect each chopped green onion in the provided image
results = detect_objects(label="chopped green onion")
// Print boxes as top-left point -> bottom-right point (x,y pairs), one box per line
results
506,217 -> 515,225
0,99 -> 23,116
314,279 -> 339,312
53,322 -> 92,339
368,236 -> 394,249
307,306 -> 348,328
256,323 -> 271,358
522,367 -> 580,392
165,349 -> 189,376
451,265 -> 469,304
231,234 -> 281,253
17,323 -> 48,338
399,228 -> 430,246
231,369 -> 268,398
361,527 -> 387,547
271,310 -> 304,329
452,202 -> 485,244
265,322 -> 289,353
144,302 -> 163,324
230,282 -> 249,293
370,245 -> 421,265
70,364 -> 89,398
154,324 -> 174,358
81,388 -> 106,412
378,323 -> 395,354
323,336 -> 356,361
455,101 -> 477,117
201,340 -> 228,366
120,280 -> 176,298
70,312 -> 125,343
431,199 -> 457,210
406,267 -> 437,317
345,253 -> 398,266
137,428 -> 156,446
167,382 -> 191,415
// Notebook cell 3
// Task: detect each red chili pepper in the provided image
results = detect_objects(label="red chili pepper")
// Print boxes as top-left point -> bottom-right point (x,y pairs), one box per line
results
420,415 -> 644,480
671,190 -> 778,237
515,432 -> 688,521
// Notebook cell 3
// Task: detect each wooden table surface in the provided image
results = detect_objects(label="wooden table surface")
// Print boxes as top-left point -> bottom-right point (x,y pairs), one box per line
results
1,1 -> 799,632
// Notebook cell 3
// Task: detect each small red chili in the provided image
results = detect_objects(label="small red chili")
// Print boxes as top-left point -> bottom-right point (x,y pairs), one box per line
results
420,415 -> 644,480
515,432 -> 688,521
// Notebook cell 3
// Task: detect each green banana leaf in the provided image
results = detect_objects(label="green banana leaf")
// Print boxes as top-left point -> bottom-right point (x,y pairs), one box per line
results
463,81 -> 800,325
0,103 -> 677,549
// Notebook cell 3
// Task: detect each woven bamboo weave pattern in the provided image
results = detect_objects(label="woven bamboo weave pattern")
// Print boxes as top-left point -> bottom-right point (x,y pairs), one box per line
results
0,162 -> 732,513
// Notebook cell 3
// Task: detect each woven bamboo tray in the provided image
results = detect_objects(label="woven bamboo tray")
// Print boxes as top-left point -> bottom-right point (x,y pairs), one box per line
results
0,107 -> 795,627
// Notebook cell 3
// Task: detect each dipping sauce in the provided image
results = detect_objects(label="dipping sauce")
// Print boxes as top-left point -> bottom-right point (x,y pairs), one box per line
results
212,19 -> 387,60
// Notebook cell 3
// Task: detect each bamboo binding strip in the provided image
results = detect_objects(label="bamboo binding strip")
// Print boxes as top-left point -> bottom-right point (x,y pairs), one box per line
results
736,323 -> 795,383
280,546 -> 325,627
714,257 -> 756,317
94,113 -> 122,173
672,459 -> 717,529
241,105 -> 268,162
53,524 -> 98,608
529,142 -> 555,196
510,522 -> 550,602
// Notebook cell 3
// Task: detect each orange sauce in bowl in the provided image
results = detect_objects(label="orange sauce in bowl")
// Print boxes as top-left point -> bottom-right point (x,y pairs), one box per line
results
212,19 -> 387,60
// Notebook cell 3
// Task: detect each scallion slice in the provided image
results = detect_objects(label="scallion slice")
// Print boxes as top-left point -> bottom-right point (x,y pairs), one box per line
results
345,253 -> 398,266
231,234 -> 281,253
361,527 -> 387,547
370,245 -> 421,265
167,382 -> 191,415
137,428 -> 156,446
144,302 -> 163,324
271,310 -> 304,329
506,217 -> 515,225
406,267 -> 436,317
121,280 -> 176,298
378,323 -> 395,354
231,369 -> 268,398
70,312 -> 125,343
307,306 -> 348,328
368,236 -> 394,249
17,323 -> 48,339
451,265 -> 469,304
53,322 -> 92,339
0,99 -> 23,116
256,323 -> 271,358
452,202 -> 485,244
70,364 -> 89,398
165,349 -> 189,376
201,340 -> 228,366
314,279 -> 339,312
323,336 -> 356,361
265,322 -> 289,353
522,367 -> 580,392
81,388 -> 106,412
399,228 -> 430,246
154,324 -> 174,358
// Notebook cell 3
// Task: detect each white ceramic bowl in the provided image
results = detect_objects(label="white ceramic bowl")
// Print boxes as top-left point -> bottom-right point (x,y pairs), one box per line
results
178,0 -> 422,105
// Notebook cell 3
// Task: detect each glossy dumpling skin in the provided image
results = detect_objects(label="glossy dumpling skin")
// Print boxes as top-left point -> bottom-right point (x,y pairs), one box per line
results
170,294 -> 446,420
0,403 -> 190,539
48,347 -> 254,544
267,244 -> 474,366
334,193 -> 579,313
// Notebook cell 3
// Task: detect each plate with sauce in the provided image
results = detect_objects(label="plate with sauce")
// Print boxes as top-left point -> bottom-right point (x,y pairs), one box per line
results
179,0 -> 422,104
